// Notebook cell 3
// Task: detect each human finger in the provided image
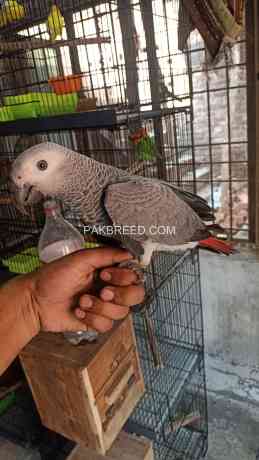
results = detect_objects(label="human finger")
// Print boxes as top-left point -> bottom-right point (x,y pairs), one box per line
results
100,284 -> 145,306
79,294 -> 129,320
99,267 -> 139,286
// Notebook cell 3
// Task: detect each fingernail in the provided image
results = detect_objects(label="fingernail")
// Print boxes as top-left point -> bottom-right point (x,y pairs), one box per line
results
77,310 -> 86,319
82,296 -> 93,308
101,271 -> 112,281
101,288 -> 114,301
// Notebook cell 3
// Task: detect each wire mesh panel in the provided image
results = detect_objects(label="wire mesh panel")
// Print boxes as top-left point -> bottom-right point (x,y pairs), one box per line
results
0,110 -> 208,460
0,1 -> 190,110
0,252 -> 207,460
0,0 -> 249,238
0,107 -> 195,265
189,32 -> 248,240
125,248 -> 208,460
0,0 -> 247,458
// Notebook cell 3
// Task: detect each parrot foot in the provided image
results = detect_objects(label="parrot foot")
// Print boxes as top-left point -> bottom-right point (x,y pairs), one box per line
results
119,259 -> 146,283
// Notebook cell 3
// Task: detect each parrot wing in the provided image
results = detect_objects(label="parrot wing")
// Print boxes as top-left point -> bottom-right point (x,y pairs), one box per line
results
164,183 -> 214,221
103,178 -> 210,245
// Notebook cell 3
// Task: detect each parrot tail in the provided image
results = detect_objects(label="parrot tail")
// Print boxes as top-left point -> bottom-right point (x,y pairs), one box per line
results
198,237 -> 236,255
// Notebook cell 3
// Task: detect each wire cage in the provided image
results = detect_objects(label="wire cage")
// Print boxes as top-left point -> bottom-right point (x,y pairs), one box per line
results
125,249 -> 208,460
0,119 -> 208,460
0,249 -> 208,460
0,120 -> 209,460
0,0 -> 190,112
0,107 -> 196,269
0,0 -> 250,240
0,1 -> 208,458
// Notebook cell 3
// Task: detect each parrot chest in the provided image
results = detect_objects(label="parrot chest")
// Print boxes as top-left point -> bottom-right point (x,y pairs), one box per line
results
60,185 -> 110,225
59,165 -> 127,225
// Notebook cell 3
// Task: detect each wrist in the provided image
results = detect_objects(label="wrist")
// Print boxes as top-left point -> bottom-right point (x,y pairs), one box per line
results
0,274 -> 41,375
20,274 -> 41,339
0,274 -> 41,341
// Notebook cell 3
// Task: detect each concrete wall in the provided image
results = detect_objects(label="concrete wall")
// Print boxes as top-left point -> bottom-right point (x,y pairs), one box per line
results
200,249 -> 259,367
200,250 -> 259,459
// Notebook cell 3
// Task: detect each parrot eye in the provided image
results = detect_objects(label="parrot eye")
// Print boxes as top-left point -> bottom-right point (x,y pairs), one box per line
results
37,160 -> 48,171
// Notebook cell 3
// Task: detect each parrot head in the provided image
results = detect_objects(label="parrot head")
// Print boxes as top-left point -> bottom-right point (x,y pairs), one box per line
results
9,142 -> 68,211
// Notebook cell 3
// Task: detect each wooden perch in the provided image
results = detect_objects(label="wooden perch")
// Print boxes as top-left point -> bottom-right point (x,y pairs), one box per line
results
0,36 -> 111,53
171,412 -> 202,432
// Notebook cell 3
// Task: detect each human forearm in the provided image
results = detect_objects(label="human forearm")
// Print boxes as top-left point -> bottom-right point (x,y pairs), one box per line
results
0,275 -> 40,376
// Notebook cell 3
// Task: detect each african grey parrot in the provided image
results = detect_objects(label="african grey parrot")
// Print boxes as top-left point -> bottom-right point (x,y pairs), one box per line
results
9,142 -> 234,265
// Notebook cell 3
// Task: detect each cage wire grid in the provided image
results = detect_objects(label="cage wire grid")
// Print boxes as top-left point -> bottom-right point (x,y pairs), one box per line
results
0,245 -> 209,460
1,0 -> 249,458
125,249 -> 208,460
0,0 -> 249,239
0,3 -> 211,455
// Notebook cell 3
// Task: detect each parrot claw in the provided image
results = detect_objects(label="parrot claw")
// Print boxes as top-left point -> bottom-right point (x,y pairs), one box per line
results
118,259 -> 146,283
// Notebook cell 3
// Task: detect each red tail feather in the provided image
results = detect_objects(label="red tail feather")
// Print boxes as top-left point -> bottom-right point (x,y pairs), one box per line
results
198,237 -> 236,255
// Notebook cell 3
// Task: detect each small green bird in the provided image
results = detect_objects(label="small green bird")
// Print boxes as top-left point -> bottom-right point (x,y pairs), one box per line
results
47,5 -> 65,41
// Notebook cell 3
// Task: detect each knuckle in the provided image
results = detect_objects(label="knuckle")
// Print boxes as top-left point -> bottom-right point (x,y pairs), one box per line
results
87,313 -> 113,333
119,306 -> 130,318
98,319 -> 113,333
115,285 -> 145,306
79,295 -> 94,309
111,306 -> 129,320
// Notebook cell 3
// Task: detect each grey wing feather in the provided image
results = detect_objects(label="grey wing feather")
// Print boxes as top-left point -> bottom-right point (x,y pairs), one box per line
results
166,184 -> 214,221
106,174 -> 214,221
104,178 -> 210,245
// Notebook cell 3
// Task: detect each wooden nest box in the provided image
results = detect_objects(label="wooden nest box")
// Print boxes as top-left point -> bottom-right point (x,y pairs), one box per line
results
20,315 -> 145,455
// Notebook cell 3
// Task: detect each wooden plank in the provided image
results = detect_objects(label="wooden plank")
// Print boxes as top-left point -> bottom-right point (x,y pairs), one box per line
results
0,0 -> 110,35
117,0 -> 139,109
0,37 -> 111,53
20,350 -> 105,452
67,432 -> 153,460
63,11 -> 82,76
21,317 -> 133,370
103,377 -> 145,452
139,0 -> 166,180
20,316 -> 145,455
101,318 -> 145,451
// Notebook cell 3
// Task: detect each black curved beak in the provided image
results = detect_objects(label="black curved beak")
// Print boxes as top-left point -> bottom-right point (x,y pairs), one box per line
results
8,179 -> 43,214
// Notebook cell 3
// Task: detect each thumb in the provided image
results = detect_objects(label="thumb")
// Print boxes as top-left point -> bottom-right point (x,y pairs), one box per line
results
63,247 -> 133,273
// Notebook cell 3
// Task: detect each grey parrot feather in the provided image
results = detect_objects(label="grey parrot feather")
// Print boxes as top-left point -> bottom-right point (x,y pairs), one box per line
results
10,142 -> 213,256
104,178 -> 210,245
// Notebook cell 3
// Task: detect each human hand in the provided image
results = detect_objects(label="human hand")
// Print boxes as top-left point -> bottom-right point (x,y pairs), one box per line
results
29,247 -> 145,334
75,265 -> 145,332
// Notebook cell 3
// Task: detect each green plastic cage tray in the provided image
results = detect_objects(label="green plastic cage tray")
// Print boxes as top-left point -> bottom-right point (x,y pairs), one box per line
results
2,242 -> 101,274
0,106 -> 14,122
2,92 -> 79,121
